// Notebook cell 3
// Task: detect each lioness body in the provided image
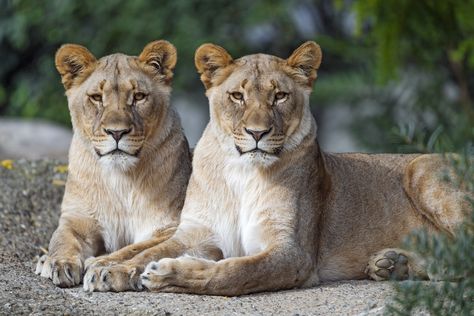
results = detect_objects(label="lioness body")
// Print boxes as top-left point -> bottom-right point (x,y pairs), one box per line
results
84,42 -> 469,294
36,41 -> 191,288
316,153 -> 427,280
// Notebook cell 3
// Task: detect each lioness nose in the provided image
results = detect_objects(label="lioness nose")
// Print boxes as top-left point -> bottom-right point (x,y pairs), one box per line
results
244,127 -> 272,142
104,128 -> 131,142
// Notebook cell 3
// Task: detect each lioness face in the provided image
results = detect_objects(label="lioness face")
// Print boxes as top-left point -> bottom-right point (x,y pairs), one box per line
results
195,42 -> 322,166
56,41 -> 177,170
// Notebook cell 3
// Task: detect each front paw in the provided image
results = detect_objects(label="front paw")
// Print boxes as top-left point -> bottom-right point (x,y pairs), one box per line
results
83,264 -> 143,292
140,257 -> 214,292
140,258 -> 177,291
36,255 -> 83,288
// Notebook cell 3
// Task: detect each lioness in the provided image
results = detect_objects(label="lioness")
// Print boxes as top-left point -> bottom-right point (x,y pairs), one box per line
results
83,42 -> 470,294
35,41 -> 192,288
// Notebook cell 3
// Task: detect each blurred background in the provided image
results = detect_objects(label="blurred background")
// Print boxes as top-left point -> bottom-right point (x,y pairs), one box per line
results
0,0 -> 472,159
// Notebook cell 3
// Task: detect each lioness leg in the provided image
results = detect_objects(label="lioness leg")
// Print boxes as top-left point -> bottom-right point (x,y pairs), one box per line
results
84,226 -> 177,269
404,154 -> 471,237
35,215 -> 103,287
83,224 -> 222,292
365,248 -> 428,281
366,155 -> 471,282
140,246 -> 313,296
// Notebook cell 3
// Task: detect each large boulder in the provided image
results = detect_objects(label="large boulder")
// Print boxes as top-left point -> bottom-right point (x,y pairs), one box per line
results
0,119 -> 72,160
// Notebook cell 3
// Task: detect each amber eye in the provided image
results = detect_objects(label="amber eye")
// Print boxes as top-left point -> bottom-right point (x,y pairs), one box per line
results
230,92 -> 243,101
275,92 -> 288,101
134,92 -> 146,101
90,94 -> 102,102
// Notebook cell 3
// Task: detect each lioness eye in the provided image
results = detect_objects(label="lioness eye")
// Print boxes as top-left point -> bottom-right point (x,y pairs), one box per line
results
90,94 -> 102,102
230,92 -> 243,101
275,92 -> 288,101
134,92 -> 146,101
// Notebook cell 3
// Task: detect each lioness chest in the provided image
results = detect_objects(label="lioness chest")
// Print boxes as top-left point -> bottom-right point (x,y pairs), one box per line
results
95,171 -> 167,252
211,164 -> 272,258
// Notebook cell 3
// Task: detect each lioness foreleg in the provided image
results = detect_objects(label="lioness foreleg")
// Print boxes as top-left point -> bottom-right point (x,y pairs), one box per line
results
141,245 -> 313,296
35,215 -> 103,287
83,224 -> 222,292
84,225 -> 177,270
404,154 -> 472,237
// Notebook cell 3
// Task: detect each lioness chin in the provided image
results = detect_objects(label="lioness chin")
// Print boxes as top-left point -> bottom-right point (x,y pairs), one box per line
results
35,40 -> 192,289
85,42 -> 471,295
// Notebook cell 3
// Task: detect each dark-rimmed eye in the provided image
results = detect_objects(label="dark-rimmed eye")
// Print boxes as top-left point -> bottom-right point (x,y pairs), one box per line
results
134,92 -> 146,101
230,92 -> 244,101
90,94 -> 102,102
275,92 -> 288,101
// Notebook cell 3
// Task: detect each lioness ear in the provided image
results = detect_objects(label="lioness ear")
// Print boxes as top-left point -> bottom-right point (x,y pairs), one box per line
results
55,44 -> 97,90
139,40 -> 177,84
195,43 -> 233,89
287,41 -> 322,87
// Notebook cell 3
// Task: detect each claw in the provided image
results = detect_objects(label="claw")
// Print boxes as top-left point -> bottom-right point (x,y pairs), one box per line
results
100,269 -> 109,283
64,266 -> 74,283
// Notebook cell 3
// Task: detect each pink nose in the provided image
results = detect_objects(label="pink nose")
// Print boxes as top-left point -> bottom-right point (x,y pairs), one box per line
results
244,127 -> 272,142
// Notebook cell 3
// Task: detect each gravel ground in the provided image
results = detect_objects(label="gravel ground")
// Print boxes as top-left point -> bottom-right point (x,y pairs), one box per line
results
0,159 -> 398,315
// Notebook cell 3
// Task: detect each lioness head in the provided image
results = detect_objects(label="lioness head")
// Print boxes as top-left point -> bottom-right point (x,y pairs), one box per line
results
56,40 -> 177,170
195,42 -> 321,166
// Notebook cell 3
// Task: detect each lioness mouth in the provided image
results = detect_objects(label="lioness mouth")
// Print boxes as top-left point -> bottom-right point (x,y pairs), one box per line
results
95,148 -> 140,158
236,146 -> 274,156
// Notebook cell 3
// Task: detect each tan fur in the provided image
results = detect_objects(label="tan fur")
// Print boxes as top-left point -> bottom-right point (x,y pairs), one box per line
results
35,41 -> 192,288
84,42 -> 471,295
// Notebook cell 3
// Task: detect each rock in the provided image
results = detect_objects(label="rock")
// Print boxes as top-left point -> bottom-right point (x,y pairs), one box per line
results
0,159 -> 399,315
173,94 -> 209,147
0,118 -> 72,160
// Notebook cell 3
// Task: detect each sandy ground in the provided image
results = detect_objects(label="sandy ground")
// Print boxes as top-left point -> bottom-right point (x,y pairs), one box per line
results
0,159 -> 397,315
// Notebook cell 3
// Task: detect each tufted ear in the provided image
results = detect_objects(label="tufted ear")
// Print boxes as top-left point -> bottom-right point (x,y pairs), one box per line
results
55,44 -> 97,90
287,41 -> 322,87
195,43 -> 233,89
139,40 -> 177,84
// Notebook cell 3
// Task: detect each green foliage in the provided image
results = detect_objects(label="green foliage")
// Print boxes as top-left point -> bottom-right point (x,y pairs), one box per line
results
353,0 -> 474,85
348,0 -> 473,149
349,0 -> 474,152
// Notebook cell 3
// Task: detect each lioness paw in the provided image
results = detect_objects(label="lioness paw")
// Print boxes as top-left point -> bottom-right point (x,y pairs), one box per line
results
36,255 -> 83,287
140,258 -> 177,291
365,248 -> 427,281
83,264 -> 142,292
141,257 -> 215,292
